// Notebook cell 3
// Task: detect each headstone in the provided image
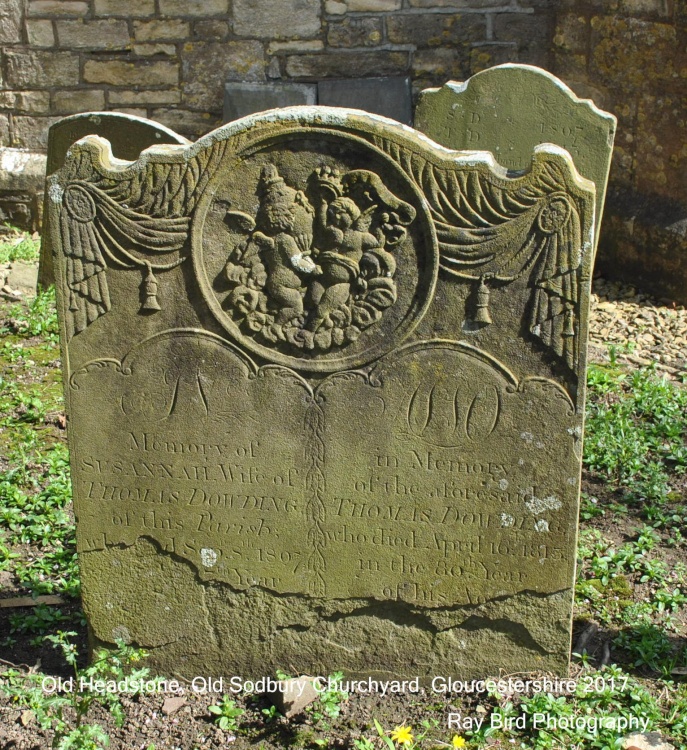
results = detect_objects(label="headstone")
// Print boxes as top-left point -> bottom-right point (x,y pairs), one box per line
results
318,77 -> 413,125
47,107 -> 596,678
38,112 -> 190,290
415,64 -> 616,252
223,82 -> 317,123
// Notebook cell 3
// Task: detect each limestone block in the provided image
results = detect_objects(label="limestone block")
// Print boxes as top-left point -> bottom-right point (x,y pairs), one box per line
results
11,115 -> 62,149
635,92 -> 687,200
150,107 -> 219,136
0,116 -> 9,147
0,91 -> 51,115
327,17 -> 382,47
83,60 -> 179,86
590,15 -> 680,91
0,147 -> 47,192
181,41 -> 265,110
346,0 -> 401,9
94,0 -> 155,16
133,20 -> 190,41
55,19 -> 131,49
619,0 -> 673,17
411,48 -> 467,80
233,0 -> 320,39
267,40 -> 324,54
158,0 -> 228,16
109,89 -> 181,106
552,13 -> 589,54
325,1 -> 347,14
193,20 -> 229,39
26,19 -> 55,47
52,89 -> 107,114
469,45 -> 518,74
0,0 -> 23,44
5,50 -> 79,88
386,13 -> 485,47
493,13 -> 552,67
132,43 -> 177,56
28,1 -> 88,16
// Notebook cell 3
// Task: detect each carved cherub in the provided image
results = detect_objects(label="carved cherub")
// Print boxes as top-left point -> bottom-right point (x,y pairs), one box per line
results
305,196 -> 380,334
251,165 -> 319,326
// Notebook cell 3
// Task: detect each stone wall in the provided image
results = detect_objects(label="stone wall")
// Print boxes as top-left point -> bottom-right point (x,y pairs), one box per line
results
551,0 -> 687,302
0,0 -> 685,300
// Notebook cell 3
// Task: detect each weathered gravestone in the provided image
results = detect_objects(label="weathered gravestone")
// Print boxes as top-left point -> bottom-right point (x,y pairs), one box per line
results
224,82 -> 318,123
415,64 -> 616,253
48,108 -> 595,678
318,77 -> 413,125
38,112 -> 190,290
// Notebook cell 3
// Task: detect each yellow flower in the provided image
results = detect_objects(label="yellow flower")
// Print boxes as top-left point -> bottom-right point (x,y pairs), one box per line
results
390,725 -> 414,746
452,736 -> 467,748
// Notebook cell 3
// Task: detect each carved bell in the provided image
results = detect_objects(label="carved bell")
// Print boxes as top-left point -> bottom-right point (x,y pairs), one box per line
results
473,278 -> 492,326
563,307 -> 575,337
140,265 -> 161,312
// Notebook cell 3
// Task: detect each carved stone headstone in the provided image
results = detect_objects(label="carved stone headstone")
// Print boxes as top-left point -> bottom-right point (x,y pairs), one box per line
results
48,107 -> 595,678
223,82 -> 318,123
38,112 -> 190,290
318,77 -> 413,125
415,64 -> 616,251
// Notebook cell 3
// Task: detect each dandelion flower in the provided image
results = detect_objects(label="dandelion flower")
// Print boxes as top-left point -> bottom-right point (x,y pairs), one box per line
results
390,725 -> 414,746
452,736 -> 467,748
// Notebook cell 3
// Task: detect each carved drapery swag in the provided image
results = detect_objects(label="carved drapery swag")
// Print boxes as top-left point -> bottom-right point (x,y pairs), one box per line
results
58,139 -> 228,339
374,141 -> 588,370
55,120 -> 590,371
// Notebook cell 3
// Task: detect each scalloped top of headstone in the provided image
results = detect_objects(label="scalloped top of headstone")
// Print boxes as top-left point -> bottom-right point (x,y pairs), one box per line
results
415,64 -> 616,249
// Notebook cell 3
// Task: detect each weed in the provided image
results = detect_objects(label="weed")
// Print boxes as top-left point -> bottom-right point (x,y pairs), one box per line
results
261,703 -> 280,722
1,631 -> 155,749
8,604 -> 71,637
307,671 -> 348,723
0,230 -> 40,264
208,695 -> 244,731
584,363 -> 687,514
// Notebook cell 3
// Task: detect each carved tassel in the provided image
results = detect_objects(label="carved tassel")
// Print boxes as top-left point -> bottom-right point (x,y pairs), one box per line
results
140,263 -> 161,312
473,277 -> 492,326
563,306 -> 575,337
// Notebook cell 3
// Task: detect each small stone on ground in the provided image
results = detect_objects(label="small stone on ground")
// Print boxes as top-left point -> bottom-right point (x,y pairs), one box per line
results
622,731 -> 675,750
268,676 -> 319,718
